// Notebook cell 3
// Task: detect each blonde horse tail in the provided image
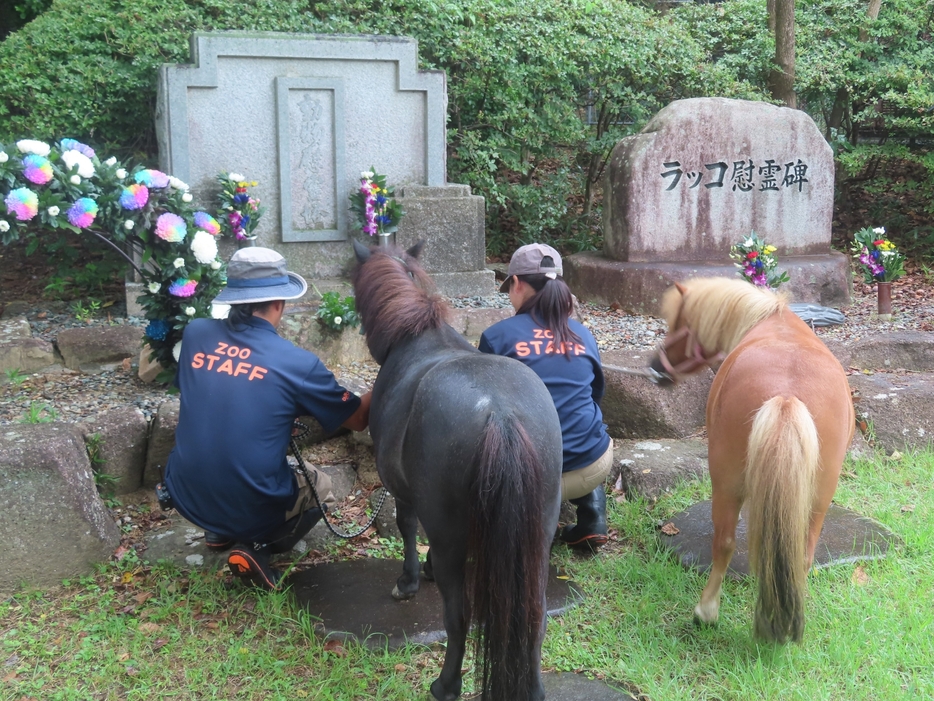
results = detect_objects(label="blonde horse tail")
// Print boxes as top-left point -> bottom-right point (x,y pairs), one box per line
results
745,396 -> 819,643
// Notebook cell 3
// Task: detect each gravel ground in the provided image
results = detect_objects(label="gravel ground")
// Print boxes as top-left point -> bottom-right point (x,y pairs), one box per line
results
1,272 -> 930,426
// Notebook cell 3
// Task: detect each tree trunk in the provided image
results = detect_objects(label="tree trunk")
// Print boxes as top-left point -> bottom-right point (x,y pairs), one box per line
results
769,0 -> 796,108
859,0 -> 884,41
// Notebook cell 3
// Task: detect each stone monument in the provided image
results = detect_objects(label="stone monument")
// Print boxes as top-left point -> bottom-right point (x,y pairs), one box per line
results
155,32 -> 491,297
566,98 -> 851,314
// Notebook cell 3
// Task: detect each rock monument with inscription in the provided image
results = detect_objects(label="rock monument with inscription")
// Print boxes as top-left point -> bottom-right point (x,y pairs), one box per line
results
155,32 -> 491,297
566,98 -> 850,314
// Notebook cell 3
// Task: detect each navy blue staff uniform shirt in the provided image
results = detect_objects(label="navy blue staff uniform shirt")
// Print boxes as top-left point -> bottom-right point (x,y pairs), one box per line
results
165,316 -> 361,542
479,314 -> 611,473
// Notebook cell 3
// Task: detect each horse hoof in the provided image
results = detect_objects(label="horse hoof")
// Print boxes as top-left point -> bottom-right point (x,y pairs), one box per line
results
693,603 -> 719,626
430,678 -> 461,701
391,585 -> 416,601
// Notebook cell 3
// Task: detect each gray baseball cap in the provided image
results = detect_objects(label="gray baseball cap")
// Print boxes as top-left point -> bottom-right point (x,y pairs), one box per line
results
213,247 -> 308,304
500,243 -> 563,292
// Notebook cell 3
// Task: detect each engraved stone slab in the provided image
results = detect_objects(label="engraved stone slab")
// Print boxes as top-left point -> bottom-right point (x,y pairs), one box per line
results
660,501 -> 897,578
542,673 -> 637,701
290,559 -> 582,649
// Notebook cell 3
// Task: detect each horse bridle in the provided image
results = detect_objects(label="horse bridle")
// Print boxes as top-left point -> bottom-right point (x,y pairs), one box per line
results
654,299 -> 725,383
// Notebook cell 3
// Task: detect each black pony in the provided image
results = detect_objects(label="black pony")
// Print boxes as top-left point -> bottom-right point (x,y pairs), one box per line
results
351,240 -> 562,701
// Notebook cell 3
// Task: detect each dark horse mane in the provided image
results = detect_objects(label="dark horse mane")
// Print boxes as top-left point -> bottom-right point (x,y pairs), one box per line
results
350,242 -> 450,364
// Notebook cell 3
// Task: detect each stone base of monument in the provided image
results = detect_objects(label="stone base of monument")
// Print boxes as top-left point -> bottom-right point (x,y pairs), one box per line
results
289,559 -> 582,649
659,501 -> 897,578
541,672 -> 637,701
565,251 -> 851,315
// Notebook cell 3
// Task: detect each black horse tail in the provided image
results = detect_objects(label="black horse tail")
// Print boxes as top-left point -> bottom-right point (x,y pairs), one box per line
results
466,412 -> 549,701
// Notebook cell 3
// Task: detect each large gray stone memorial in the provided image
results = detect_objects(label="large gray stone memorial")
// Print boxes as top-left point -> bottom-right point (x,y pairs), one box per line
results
566,98 -> 851,314
156,32 -> 492,296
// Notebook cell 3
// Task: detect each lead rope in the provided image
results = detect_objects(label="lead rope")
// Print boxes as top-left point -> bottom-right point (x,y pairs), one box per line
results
289,420 -> 389,539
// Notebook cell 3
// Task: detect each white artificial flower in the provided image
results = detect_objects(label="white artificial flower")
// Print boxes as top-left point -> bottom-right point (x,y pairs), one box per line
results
0,152 -> 8,163
873,226 -> 886,236
148,282 -> 161,294
104,156 -> 117,166
333,316 -> 342,325
210,260 -> 221,270
172,341 -> 182,362
190,230 -> 218,264
743,237 -> 755,248
0,220 -> 9,232
115,168 -> 127,179
228,172 -> 245,182
211,303 -> 230,319
173,257 -> 185,269
124,220 -> 135,230
61,149 -> 95,179
16,139 -> 51,157
182,193 -> 193,203
361,171 -> 374,179
168,176 -> 189,191
47,206 -> 60,217
185,306 -> 196,316
70,175 -> 81,185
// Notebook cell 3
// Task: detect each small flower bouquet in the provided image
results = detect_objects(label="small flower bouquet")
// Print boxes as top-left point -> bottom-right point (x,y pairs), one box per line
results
217,172 -> 263,240
315,290 -> 360,333
349,169 -> 404,238
729,232 -> 790,288
851,226 -> 905,284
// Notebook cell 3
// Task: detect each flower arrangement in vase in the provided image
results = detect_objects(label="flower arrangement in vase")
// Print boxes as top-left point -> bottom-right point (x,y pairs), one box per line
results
851,226 -> 905,320
729,232 -> 790,289
349,169 -> 404,245
217,172 -> 264,243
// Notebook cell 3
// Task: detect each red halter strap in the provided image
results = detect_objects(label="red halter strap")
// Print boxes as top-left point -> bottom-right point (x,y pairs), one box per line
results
655,325 -> 725,383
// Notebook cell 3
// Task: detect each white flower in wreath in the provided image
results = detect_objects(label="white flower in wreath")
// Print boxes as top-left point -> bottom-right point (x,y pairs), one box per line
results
62,149 -> 95,179
172,340 -> 183,362
185,306 -> 196,316
169,176 -> 189,191
182,193 -> 193,203
743,237 -> 755,248
47,206 -> 60,217
16,139 -> 51,157
211,303 -> 230,319
228,172 -> 245,182
0,220 -> 9,233
70,175 -> 81,185
115,168 -> 127,179
191,230 -> 218,264
0,151 -> 8,163
148,282 -> 161,294
210,260 -> 221,270
104,156 -> 117,167
873,226 -> 885,236
334,316 -> 342,325
173,257 -> 185,269
124,220 -> 135,230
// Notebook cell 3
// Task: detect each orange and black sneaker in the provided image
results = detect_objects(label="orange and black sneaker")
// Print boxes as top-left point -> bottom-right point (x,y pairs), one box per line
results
227,545 -> 282,591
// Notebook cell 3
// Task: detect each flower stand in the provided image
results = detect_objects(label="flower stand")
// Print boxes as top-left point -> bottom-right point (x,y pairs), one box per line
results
877,282 -> 893,321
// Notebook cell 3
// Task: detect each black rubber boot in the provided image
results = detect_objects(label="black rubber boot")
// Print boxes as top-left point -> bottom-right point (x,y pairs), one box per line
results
560,487 -> 608,551
227,544 -> 281,591
268,507 -> 325,554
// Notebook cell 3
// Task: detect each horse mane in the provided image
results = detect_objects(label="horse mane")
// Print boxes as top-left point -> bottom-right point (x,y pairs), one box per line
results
661,277 -> 788,355
350,244 -> 450,364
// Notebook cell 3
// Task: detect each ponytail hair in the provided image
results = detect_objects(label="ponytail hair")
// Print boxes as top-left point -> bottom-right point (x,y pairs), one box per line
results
225,300 -> 276,331
516,272 -> 581,357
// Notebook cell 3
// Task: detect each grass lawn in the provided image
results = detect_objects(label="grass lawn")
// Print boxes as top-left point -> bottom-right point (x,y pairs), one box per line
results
2,449 -> 932,700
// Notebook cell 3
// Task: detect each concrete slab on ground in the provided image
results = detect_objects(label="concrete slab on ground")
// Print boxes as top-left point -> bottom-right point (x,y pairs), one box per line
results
290,559 -> 582,649
542,672 -> 637,701
614,438 -> 708,500
659,501 -> 898,578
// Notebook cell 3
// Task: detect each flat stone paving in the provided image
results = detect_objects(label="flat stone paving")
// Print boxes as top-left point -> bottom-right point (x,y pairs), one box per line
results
542,672 -> 636,701
290,559 -> 583,649
660,501 -> 898,578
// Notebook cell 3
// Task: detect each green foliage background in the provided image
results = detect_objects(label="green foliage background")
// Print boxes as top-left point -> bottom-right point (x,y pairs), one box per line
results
0,0 -> 931,260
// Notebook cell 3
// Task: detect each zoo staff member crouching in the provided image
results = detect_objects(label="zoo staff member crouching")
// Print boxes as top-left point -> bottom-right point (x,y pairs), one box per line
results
164,248 -> 371,591
479,243 -> 613,551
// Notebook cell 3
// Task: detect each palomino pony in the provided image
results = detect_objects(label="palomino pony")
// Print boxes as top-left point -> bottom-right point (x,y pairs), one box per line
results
649,278 -> 854,643
350,240 -> 563,701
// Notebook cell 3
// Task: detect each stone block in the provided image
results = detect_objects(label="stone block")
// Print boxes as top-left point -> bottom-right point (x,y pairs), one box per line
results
601,349 -> 712,439
57,326 -> 144,374
1,301 -> 33,319
603,97 -> 834,263
614,438 -> 708,501
278,309 -> 372,368
429,270 -> 498,299
144,398 -> 180,488
138,344 -> 166,383
447,307 -> 513,343
846,332 -> 934,372
80,408 -> 149,495
848,373 -> 934,452
0,316 -> 32,340
125,280 -> 146,318
141,516 -> 228,570
0,424 -> 121,594
0,337 -> 60,376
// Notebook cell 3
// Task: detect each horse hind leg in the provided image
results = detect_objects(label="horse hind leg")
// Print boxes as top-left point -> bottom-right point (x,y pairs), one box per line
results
428,548 -> 467,701
391,498 -> 422,601
694,492 -> 743,626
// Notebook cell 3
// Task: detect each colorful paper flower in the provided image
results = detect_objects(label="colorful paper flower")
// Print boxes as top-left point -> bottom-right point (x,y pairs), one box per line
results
60,139 -> 95,159
155,213 -> 186,242
169,278 -> 198,297
145,319 -> 170,341
66,198 -> 98,228
119,184 -> 149,210
5,188 -> 39,221
135,169 -> 170,189
191,230 -> 218,264
193,211 -> 221,236
62,149 -> 95,179
22,155 -> 53,185
16,140 -> 50,157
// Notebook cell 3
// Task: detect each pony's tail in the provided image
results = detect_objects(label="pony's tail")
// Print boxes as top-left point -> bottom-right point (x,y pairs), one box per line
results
466,413 -> 549,701
745,396 -> 819,643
